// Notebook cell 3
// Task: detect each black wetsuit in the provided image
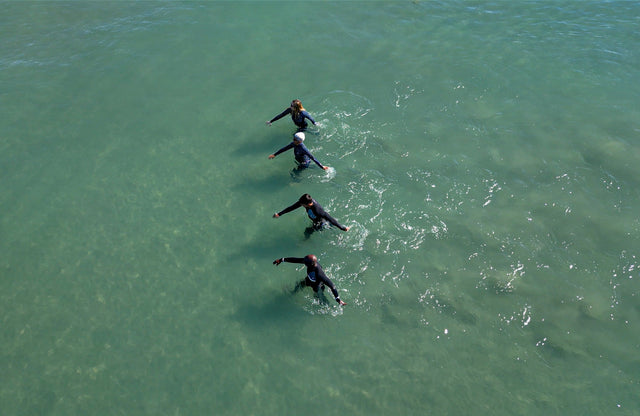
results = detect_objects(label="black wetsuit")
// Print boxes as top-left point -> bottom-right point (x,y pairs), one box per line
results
270,108 -> 316,129
272,142 -> 325,169
277,199 -> 347,231
282,257 -> 342,303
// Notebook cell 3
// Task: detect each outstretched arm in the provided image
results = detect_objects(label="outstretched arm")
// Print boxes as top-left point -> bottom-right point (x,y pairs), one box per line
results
302,110 -> 316,125
273,201 -> 302,218
321,211 -> 348,231
318,273 -> 346,305
266,108 -> 291,125
269,143 -> 294,159
273,257 -> 306,266
313,203 -> 349,231
303,147 -> 328,170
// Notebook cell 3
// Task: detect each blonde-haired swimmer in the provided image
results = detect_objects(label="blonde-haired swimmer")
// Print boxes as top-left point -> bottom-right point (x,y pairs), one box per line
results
266,99 -> 316,130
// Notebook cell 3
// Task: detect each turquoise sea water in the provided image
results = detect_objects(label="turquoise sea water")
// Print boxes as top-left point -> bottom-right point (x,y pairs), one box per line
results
1,2 -> 639,415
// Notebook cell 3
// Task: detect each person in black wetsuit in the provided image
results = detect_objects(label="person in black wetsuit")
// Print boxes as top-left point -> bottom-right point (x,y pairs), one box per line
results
266,99 -> 316,130
268,132 -> 329,170
273,254 -> 346,305
273,193 -> 349,232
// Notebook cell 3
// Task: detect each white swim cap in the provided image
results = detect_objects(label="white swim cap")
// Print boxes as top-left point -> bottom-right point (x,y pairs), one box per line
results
294,132 -> 305,142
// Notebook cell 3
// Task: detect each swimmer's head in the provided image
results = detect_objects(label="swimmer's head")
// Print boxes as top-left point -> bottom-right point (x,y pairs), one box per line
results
304,254 -> 317,266
298,194 -> 313,206
293,132 -> 305,143
291,99 -> 303,111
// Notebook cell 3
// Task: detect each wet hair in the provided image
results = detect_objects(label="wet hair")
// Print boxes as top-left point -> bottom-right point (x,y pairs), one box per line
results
290,99 -> 304,119
298,194 -> 313,205
304,254 -> 317,266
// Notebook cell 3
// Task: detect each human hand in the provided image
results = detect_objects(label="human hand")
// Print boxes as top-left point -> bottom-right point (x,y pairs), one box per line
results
338,299 -> 347,306
268,154 -> 275,159
273,213 -> 279,218
265,121 -> 272,126
344,226 -> 350,231
273,258 -> 283,266
323,166 -> 329,170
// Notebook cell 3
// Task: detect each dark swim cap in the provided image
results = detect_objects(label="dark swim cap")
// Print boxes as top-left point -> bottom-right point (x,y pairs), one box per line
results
298,194 -> 313,205
304,254 -> 317,266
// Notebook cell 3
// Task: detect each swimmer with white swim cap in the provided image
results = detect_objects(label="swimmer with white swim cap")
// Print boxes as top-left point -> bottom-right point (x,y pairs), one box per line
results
268,132 -> 329,170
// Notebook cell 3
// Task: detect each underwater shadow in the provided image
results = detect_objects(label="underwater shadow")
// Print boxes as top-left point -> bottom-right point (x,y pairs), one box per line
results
230,131 -> 291,158
232,164 -> 319,194
232,170 -> 292,193
233,291 -> 308,329
226,230 -> 303,265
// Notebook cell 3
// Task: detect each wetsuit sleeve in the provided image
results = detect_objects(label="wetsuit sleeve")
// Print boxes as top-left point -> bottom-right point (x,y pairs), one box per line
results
302,146 -> 325,169
270,108 -> 292,123
277,202 -> 302,217
302,110 -> 316,125
273,143 -> 294,157
315,204 -> 347,230
283,257 -> 306,264
317,269 -> 341,302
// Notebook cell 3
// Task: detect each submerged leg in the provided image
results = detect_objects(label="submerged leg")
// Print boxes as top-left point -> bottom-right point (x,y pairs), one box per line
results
292,279 -> 306,294
304,221 -> 325,239
303,226 -> 316,239
316,286 -> 329,304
